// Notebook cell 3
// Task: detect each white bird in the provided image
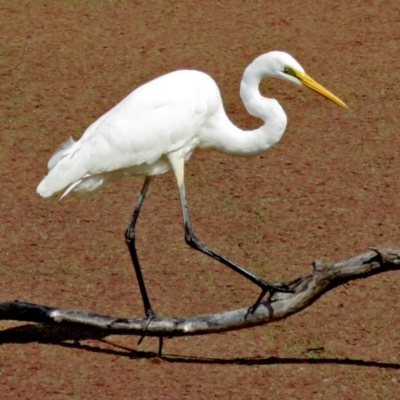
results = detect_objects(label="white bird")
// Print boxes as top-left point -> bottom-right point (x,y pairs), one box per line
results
37,51 -> 346,326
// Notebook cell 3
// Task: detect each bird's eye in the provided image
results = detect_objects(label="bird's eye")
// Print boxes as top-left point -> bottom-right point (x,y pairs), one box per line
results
283,66 -> 296,77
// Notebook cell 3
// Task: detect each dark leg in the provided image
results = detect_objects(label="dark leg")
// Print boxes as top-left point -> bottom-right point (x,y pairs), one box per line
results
125,176 -> 154,318
125,177 -> 163,354
177,182 -> 292,306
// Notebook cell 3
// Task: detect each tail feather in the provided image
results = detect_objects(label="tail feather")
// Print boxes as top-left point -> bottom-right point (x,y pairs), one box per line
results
37,137 -> 88,198
59,179 -> 83,200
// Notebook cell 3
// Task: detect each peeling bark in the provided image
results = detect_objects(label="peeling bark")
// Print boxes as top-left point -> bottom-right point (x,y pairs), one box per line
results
1,248 -> 399,339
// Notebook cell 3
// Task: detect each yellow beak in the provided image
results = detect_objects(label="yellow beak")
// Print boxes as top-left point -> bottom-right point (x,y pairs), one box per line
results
296,70 -> 348,108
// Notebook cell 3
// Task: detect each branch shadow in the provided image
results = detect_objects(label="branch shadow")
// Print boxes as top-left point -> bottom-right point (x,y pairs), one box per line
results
1,323 -> 399,369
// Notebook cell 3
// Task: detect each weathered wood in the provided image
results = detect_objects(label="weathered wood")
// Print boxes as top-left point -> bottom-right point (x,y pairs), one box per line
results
1,248 -> 399,339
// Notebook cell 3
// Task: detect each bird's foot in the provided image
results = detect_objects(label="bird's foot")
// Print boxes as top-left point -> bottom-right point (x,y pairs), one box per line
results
138,309 -> 157,345
260,279 -> 295,294
247,278 -> 299,316
137,310 -> 164,357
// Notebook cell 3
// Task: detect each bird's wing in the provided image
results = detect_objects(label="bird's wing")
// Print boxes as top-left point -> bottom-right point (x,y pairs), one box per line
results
37,70 -> 213,198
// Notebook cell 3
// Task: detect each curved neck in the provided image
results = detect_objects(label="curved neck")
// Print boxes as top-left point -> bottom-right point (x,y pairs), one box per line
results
240,55 -> 287,138
213,56 -> 288,156
200,55 -> 288,157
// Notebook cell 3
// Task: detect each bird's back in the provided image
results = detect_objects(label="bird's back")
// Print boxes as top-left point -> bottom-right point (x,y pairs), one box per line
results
37,70 -> 223,199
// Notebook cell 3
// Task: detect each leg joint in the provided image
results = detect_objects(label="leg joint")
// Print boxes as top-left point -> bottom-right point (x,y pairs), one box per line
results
184,229 -> 200,249
125,227 -> 136,242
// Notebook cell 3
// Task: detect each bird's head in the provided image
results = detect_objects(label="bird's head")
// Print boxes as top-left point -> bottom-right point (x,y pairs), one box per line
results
263,51 -> 347,108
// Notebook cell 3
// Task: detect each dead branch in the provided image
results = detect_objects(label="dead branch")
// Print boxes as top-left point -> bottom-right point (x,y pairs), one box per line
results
1,248 -> 399,339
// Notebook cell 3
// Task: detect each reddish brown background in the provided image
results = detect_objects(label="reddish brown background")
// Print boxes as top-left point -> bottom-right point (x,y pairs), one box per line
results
1,1 -> 400,398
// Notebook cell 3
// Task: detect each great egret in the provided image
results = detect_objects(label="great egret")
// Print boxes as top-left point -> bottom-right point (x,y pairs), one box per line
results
37,51 -> 346,327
